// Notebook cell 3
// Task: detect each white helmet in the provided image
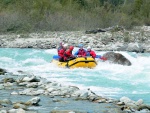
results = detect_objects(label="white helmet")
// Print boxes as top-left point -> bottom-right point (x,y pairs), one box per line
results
87,46 -> 91,50
63,43 -> 68,48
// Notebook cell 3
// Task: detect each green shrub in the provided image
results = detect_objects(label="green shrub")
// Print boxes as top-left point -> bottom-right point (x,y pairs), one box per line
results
0,0 -> 149,33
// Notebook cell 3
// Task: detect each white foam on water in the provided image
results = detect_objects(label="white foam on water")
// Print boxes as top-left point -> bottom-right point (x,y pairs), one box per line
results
45,49 -> 58,55
0,48 -> 150,103
70,84 -> 123,97
28,49 -> 41,55
22,58 -> 47,65
0,57 -> 14,62
132,91 -> 150,94
95,52 -> 150,81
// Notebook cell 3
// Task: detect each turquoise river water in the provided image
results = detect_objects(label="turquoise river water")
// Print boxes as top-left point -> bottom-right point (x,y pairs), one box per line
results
0,48 -> 150,104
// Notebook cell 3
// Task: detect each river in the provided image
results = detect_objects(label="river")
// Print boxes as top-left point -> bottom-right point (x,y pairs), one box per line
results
0,48 -> 150,104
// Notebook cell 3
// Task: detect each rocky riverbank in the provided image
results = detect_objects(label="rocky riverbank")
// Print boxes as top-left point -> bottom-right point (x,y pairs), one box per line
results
0,68 -> 150,113
0,26 -> 150,53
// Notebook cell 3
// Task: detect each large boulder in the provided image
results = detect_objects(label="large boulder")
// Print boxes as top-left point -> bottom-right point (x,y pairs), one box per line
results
103,52 -> 131,66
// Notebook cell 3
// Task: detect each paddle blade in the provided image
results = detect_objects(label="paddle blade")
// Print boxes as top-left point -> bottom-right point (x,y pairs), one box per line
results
96,55 -> 101,58
53,55 -> 60,59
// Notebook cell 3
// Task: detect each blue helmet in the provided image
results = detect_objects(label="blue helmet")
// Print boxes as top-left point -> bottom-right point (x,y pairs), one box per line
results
78,44 -> 83,48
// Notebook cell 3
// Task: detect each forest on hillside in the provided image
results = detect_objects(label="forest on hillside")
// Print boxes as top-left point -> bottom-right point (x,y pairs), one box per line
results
0,0 -> 150,33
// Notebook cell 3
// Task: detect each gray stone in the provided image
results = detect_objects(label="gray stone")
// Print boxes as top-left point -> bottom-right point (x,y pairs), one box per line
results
0,84 -> 4,90
0,68 -> 7,75
103,52 -> 131,66
0,110 -> 7,113
0,99 -> 12,105
26,82 -> 38,88
13,103 -> 27,110
50,110 -> 88,113
135,99 -> 144,106
2,78 -> 15,83
120,96 -> 133,104
127,43 -> 144,53
26,97 -> 40,106
22,76 -> 40,82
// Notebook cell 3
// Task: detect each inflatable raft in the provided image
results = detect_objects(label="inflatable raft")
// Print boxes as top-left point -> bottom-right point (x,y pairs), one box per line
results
52,57 -> 97,69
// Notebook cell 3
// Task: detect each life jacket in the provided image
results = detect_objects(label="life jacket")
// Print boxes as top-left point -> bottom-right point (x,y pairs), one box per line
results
63,49 -> 73,61
64,50 -> 71,56
77,49 -> 86,56
57,46 -> 65,58
63,46 -> 74,61
86,50 -> 96,59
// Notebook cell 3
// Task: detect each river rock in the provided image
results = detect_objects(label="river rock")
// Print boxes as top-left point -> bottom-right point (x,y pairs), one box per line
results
79,91 -> 88,100
0,68 -> 7,75
0,99 -> 12,105
26,82 -> 38,88
103,52 -> 131,66
135,99 -> 144,106
127,43 -> 144,53
120,96 -> 133,104
117,101 -> 125,106
0,26 -> 150,52
0,84 -> 4,90
13,103 -> 27,110
25,97 -> 40,106
4,82 -> 14,87
22,76 -> 40,82
0,110 -> 7,113
135,109 -> 150,113
2,78 -> 15,83
95,98 -> 107,103
137,104 -> 150,111
9,108 -> 25,113
50,110 -> 88,113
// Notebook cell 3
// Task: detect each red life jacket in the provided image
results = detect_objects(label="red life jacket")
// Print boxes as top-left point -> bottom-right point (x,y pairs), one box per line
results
78,49 -> 86,56
58,46 -> 65,58
63,49 -> 73,61
87,50 -> 96,59
63,46 -> 74,61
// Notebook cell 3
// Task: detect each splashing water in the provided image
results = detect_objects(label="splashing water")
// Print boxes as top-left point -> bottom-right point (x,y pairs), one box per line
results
0,48 -> 150,104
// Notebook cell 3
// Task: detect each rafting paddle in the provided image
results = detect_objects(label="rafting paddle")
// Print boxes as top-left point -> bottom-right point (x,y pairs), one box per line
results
96,55 -> 107,61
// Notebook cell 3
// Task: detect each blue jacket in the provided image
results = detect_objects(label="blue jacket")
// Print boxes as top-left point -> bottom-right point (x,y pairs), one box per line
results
86,51 -> 90,56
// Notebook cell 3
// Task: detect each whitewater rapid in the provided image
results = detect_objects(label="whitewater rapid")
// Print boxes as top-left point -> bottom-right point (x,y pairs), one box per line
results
0,48 -> 150,104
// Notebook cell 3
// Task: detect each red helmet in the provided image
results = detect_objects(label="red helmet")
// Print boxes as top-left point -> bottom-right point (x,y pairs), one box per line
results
69,46 -> 74,50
